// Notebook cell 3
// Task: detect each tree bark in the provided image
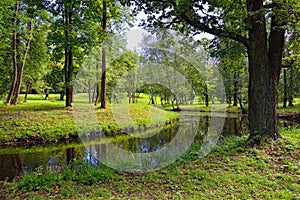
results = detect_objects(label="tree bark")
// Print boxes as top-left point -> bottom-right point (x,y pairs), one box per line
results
6,1 -> 19,105
66,47 -> 73,106
283,68 -> 287,108
288,66 -> 294,107
13,18 -> 34,105
64,2 -> 73,107
233,73 -> 238,106
205,84 -> 209,107
100,0 -> 107,109
24,84 -> 30,102
94,63 -> 100,106
246,0 -> 282,142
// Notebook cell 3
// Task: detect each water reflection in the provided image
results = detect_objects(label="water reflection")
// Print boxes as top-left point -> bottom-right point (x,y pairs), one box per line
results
0,112 -> 299,179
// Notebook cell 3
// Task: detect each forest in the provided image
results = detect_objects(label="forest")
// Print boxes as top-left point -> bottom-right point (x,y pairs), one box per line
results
0,0 -> 300,199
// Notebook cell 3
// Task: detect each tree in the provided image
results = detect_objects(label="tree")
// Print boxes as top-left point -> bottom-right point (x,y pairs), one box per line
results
100,0 -> 107,109
0,0 -> 15,99
206,38 -> 248,111
124,0 -> 300,143
46,0 -> 103,107
5,0 -> 48,105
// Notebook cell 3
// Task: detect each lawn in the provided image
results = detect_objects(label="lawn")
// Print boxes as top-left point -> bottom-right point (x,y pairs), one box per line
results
0,94 -> 180,144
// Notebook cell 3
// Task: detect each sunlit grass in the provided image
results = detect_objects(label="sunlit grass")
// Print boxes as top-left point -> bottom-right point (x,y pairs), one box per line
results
0,94 -> 180,143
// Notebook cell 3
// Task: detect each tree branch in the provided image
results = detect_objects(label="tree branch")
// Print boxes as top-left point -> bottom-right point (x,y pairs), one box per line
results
180,13 -> 249,48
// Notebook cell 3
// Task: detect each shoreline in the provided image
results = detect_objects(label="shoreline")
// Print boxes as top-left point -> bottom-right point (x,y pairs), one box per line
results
0,118 -> 180,147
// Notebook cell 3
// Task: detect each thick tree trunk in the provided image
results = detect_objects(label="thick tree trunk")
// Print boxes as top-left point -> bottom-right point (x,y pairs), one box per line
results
100,0 -> 107,109
13,18 -> 34,105
247,0 -> 282,142
6,1 -> 19,105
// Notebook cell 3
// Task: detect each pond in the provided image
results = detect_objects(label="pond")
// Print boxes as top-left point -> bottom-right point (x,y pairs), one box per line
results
0,112 -> 299,179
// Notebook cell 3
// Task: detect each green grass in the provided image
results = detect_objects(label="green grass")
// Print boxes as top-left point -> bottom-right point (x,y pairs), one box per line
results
1,129 -> 299,199
0,94 -> 180,144
278,98 -> 300,112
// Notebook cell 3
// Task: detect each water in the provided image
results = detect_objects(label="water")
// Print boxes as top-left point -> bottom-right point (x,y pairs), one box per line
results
0,112 -> 298,179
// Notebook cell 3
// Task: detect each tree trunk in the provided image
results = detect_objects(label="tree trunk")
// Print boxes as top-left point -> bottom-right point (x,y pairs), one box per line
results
13,18 -> 34,105
88,80 -> 92,103
67,47 -> 73,106
247,0 -> 283,142
24,84 -> 30,102
173,53 -> 179,110
205,84 -> 209,107
233,72 -> 238,106
64,46 -> 71,106
283,68 -> 287,108
6,1 -> 19,105
288,67 -> 294,107
60,92 -> 64,101
100,0 -> 107,109
64,2 -> 73,107
94,63 -> 100,106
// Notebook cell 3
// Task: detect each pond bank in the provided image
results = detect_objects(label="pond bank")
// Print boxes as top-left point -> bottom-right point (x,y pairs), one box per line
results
1,98 -> 299,147
1,129 -> 299,199
0,99 -> 180,147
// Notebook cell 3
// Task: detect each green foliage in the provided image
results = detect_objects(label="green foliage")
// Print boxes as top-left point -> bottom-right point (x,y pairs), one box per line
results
16,162 -> 114,192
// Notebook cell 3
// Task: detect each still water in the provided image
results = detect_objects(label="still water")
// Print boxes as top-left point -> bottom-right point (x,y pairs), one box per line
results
0,112 -> 298,179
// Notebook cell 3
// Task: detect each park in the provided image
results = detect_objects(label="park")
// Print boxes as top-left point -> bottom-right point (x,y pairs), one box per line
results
0,0 -> 299,199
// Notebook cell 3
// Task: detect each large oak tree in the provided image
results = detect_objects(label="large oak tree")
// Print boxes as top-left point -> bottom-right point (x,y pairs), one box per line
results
123,0 -> 300,143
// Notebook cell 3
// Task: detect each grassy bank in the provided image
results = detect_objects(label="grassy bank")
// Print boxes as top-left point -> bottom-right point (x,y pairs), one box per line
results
0,94 -> 180,145
0,129 -> 299,199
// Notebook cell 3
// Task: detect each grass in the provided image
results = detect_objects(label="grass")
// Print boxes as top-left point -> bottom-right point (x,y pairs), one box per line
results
0,129 -> 299,199
278,98 -> 300,113
0,94 -> 180,144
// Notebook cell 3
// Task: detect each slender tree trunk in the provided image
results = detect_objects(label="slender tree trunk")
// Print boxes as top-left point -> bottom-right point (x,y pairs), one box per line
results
6,1 -> 19,105
60,92 -> 64,101
66,47 -> 73,106
100,0 -> 107,109
64,2 -> 73,107
24,84 -> 30,102
233,72 -> 238,106
13,18 -> 34,105
205,84 -> 209,107
283,68 -> 287,108
173,53 -> 179,110
92,83 -> 97,104
64,46 -> 70,106
88,80 -> 92,103
94,63 -> 100,106
288,66 -> 294,107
